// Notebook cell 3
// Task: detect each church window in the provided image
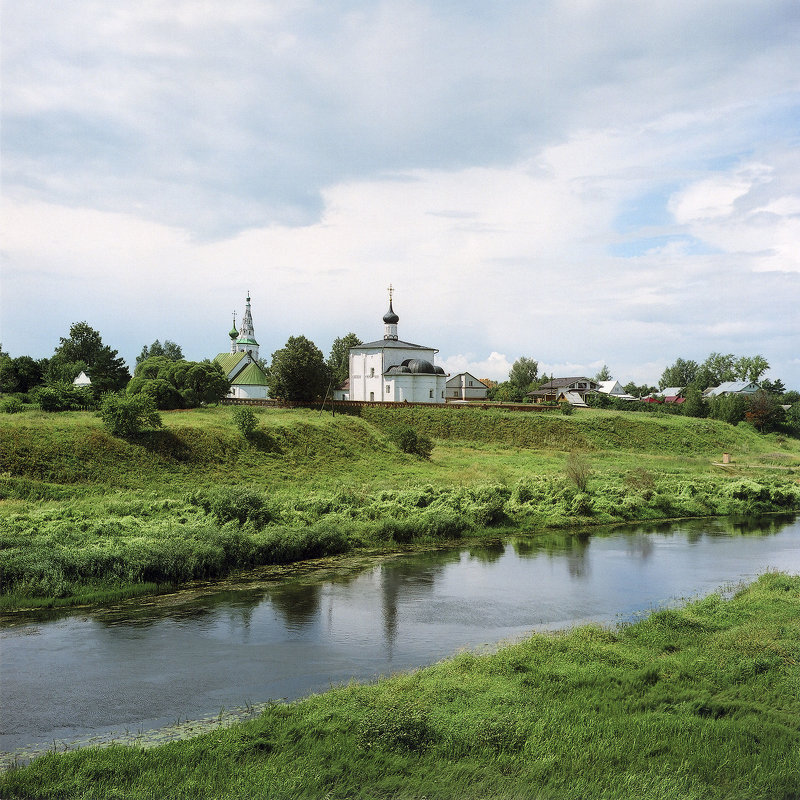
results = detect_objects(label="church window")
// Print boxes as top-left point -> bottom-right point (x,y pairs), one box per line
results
370,367 -> 375,377
370,391 -> 375,401
429,389 -> 433,398
385,385 -> 390,394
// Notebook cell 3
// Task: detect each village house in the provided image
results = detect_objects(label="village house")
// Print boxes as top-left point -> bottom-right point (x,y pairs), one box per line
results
528,377 -> 600,407
703,381 -> 761,398
446,372 -> 489,401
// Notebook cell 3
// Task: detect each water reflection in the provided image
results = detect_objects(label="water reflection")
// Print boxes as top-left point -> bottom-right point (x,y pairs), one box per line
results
2,514 -> 799,755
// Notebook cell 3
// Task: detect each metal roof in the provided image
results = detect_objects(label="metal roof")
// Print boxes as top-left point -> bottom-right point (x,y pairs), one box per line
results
232,362 -> 270,386
354,338 -> 436,351
213,352 -> 249,374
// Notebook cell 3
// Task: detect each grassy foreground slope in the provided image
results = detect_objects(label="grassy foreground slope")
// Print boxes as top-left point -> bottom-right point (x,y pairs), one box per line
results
1,406 -> 799,608
2,572 -> 798,799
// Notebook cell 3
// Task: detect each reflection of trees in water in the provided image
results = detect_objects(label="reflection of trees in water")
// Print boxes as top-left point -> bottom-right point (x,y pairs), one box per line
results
268,582 -> 322,629
511,533 -> 575,559
624,534 -> 654,560
379,552 -> 460,657
565,535 -> 590,578
467,541 -> 505,564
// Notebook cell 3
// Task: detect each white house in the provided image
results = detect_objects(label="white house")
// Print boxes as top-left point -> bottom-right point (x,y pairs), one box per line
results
446,372 -> 488,401
72,371 -> 91,387
213,293 -> 270,400
703,381 -> 761,398
348,289 -> 447,403
529,377 -> 600,405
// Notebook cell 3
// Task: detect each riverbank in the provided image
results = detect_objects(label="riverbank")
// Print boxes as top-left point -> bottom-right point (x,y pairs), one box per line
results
1,406 -> 799,609
2,571 -> 798,799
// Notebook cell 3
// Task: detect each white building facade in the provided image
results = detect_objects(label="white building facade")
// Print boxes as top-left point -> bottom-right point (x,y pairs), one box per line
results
446,372 -> 488,401
348,291 -> 447,403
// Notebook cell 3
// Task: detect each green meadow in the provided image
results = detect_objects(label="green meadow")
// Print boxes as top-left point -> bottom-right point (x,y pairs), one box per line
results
1,404 -> 799,609
2,572 -> 798,799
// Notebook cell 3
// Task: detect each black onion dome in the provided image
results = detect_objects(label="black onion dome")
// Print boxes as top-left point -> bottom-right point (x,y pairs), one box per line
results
403,358 -> 436,374
434,366 -> 445,375
383,300 -> 399,324
385,365 -> 411,374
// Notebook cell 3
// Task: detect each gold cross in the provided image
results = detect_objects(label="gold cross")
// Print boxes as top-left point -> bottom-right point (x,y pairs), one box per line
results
387,283 -> 393,301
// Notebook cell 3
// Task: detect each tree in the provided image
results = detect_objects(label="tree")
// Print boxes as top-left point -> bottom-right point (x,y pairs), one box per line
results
136,339 -> 184,366
594,364 -> 612,382
744,390 -> 784,432
327,333 -> 362,386
682,387 -> 707,418
659,358 -> 698,390
623,382 -> 657,398
128,357 -> 230,409
734,355 -> 769,383
50,322 -> 130,393
760,378 -> 785,395
268,336 -> 329,401
708,393 -> 748,425
508,357 -> 539,395
0,354 -> 44,393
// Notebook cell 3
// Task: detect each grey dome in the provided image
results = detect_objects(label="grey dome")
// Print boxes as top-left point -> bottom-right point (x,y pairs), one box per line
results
385,365 -> 411,374
383,300 -> 399,324
404,358 -> 436,374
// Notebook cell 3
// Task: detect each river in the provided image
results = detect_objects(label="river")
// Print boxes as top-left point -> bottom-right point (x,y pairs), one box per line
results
2,514 -> 799,763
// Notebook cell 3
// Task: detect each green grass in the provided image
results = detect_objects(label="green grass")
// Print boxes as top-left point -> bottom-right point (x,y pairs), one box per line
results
1,406 -> 799,609
2,572 -> 798,799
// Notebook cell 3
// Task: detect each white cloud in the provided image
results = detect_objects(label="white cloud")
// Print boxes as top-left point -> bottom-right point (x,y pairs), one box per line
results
2,1 -> 800,388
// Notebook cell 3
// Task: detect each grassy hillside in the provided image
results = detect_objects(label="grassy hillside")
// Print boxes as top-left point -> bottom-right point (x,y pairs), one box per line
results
3,572 -> 798,799
1,406 -> 798,609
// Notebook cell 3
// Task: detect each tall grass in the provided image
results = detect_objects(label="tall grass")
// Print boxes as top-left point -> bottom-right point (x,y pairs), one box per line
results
1,407 -> 798,608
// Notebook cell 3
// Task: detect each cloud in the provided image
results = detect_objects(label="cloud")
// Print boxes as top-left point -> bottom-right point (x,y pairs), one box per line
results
2,1 -> 800,388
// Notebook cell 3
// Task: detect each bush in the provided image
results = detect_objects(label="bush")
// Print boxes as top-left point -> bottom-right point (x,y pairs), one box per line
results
99,393 -> 162,437
391,425 -> 434,459
565,452 -> 592,492
232,406 -> 258,439
33,383 -> 94,412
560,402 -> 574,415
1,396 -> 23,414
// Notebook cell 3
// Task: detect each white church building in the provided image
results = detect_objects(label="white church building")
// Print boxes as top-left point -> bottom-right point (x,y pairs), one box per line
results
213,293 -> 270,400
348,289 -> 447,403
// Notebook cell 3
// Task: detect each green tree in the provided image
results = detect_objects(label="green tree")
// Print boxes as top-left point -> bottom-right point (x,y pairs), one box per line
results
128,357 -> 229,409
268,336 -> 329,401
0,354 -> 44,393
489,381 -> 526,403
734,355 -> 769,383
508,357 -> 539,395
786,401 -> 800,434
659,358 -> 698,390
744,390 -> 784,432
623,382 -> 657,398
327,333 -> 362,386
682,387 -> 707,418
136,339 -> 184,366
100,393 -> 162,437
760,378 -> 785,395
594,364 -> 612,382
50,322 -> 130,393
707,393 -> 748,425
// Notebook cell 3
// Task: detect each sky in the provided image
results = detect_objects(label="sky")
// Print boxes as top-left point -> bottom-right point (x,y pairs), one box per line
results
2,0 -> 799,388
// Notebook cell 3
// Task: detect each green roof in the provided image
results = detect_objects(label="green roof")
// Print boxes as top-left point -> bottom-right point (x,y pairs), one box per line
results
236,337 -> 259,346
233,362 -> 270,386
214,352 -> 248,375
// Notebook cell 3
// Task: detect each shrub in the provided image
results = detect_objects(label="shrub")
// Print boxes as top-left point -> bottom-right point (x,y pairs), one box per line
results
1,396 -> 23,414
560,402 -> 574,415
232,406 -> 258,439
99,393 -> 162,437
33,383 -> 94,412
391,425 -> 434,459
565,452 -> 592,492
